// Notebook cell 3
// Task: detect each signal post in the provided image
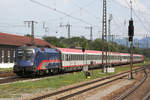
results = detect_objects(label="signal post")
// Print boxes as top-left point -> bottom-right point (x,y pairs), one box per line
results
128,0 -> 134,79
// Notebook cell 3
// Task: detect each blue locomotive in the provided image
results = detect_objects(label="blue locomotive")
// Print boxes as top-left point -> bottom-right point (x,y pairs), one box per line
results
13,46 -> 61,76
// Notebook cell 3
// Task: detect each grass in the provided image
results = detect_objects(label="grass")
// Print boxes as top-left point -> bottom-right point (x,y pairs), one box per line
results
0,60 -> 150,98
0,72 -> 86,98
0,68 -> 13,71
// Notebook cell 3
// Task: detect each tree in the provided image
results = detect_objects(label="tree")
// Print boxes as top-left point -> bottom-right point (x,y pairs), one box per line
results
24,34 -> 31,37
42,35 -> 150,58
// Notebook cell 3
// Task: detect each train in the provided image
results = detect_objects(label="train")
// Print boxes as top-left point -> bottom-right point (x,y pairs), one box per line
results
13,46 -> 144,76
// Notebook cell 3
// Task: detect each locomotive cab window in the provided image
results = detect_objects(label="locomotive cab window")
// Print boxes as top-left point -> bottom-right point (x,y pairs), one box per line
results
25,50 -> 33,60
17,49 -> 33,60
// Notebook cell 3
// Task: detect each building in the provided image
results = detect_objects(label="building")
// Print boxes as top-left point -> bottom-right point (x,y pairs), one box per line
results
0,32 -> 54,68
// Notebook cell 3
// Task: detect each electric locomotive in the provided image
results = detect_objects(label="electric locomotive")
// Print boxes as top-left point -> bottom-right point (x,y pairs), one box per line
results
13,46 -> 61,76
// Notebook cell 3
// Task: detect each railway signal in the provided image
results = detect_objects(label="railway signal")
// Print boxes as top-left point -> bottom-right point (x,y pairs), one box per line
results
128,0 -> 134,79
128,19 -> 134,42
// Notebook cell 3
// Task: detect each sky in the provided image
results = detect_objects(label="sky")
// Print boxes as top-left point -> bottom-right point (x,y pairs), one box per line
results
0,0 -> 150,40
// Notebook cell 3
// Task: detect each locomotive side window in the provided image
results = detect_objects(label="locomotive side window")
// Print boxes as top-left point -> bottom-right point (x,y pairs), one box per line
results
17,50 -> 24,59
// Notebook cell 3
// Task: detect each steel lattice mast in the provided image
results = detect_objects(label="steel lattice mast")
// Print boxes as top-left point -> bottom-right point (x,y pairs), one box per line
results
102,0 -> 107,70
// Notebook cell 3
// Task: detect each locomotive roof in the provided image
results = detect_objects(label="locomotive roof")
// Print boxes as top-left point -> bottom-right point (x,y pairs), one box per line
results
35,48 -> 60,53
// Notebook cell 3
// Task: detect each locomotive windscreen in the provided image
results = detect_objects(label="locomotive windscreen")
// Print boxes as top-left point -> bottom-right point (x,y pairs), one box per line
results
17,49 -> 34,60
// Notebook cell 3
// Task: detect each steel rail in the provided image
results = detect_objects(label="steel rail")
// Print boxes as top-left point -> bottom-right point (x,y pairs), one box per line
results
142,91 -> 150,100
115,67 -> 148,100
31,66 -> 146,100
57,75 -> 127,100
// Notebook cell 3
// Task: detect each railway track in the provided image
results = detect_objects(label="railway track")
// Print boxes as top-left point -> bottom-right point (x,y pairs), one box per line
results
115,67 -> 148,100
0,76 -> 34,85
142,91 -> 150,100
30,66 -> 146,100
0,71 -> 76,85
0,64 -> 145,85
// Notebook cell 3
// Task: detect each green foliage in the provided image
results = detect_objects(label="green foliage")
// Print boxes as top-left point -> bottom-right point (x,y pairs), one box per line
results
24,34 -> 31,37
43,36 -> 150,58
142,48 -> 150,58
0,68 -> 13,71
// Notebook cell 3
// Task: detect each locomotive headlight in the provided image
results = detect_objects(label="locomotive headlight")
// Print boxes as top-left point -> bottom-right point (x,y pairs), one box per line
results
30,62 -> 34,66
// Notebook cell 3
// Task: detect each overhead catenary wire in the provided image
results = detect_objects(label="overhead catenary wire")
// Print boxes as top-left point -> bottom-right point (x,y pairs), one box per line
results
30,0 -> 99,27
49,0 -> 101,23
124,0 -> 150,33
133,0 -> 150,33
71,0 -> 100,20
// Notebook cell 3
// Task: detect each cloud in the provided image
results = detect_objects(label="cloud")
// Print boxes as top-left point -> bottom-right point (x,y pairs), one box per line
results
64,0 -> 72,4
115,0 -> 148,12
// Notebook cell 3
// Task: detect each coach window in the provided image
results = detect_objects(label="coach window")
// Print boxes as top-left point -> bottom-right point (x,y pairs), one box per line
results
78,55 -> 80,60
67,54 -> 69,61
76,55 -> 77,60
88,55 -> 90,60
80,55 -> 82,60
75,54 -> 77,60
64,54 -> 67,61
70,55 -> 72,61
94,55 -> 96,60
70,54 -> 73,61
0,49 -> 2,63
68,54 -> 70,61
98,55 -> 100,59
73,54 -> 75,60
70,54 -> 71,61
66,54 -> 68,61
69,54 -> 71,61
64,54 -> 66,61
75,55 -> 77,60
72,54 -> 74,60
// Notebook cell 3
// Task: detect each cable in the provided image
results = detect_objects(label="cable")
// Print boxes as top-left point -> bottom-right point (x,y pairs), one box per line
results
30,0 -> 98,26
124,0 -> 150,33
49,0 -> 101,24
71,0 -> 100,20
107,0 -> 127,35
134,0 -> 150,33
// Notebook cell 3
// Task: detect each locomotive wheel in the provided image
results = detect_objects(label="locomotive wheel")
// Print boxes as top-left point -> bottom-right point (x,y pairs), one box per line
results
50,69 -> 59,75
